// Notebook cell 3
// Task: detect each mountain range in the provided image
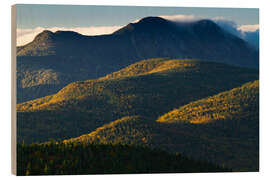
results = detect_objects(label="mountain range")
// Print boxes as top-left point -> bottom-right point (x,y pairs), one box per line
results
17,17 -> 259,103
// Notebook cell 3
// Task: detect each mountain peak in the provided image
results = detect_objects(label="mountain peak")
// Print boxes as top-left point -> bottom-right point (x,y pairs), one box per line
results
137,16 -> 169,25
196,19 -> 217,26
28,30 -> 85,48
113,16 -> 173,35
33,30 -> 54,42
39,30 -> 54,35
54,30 -> 81,38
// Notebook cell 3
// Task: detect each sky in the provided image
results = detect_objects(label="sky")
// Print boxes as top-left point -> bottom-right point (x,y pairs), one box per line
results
16,4 -> 259,46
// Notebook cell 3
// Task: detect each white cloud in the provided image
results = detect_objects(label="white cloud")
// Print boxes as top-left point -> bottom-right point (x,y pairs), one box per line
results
237,24 -> 259,32
160,14 -> 230,23
159,14 -> 198,22
17,25 -> 123,46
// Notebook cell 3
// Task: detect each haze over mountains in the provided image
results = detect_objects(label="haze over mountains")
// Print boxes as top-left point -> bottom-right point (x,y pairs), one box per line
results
214,20 -> 259,50
17,16 -> 259,103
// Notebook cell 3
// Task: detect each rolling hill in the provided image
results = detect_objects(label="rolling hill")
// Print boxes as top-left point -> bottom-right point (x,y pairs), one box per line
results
157,80 -> 259,132
17,58 -> 258,145
65,80 -> 259,171
17,17 -> 259,103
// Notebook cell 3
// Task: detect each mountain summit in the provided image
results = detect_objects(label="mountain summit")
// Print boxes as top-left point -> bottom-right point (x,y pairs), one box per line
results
113,16 -> 177,34
114,17 -> 223,36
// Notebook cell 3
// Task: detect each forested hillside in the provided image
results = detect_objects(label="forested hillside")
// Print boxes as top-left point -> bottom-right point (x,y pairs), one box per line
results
17,142 -> 230,175
66,80 -> 259,171
17,58 -> 258,144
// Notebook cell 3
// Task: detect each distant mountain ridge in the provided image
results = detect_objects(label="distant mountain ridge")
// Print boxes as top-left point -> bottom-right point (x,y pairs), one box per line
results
17,17 -> 259,103
18,17 -> 258,67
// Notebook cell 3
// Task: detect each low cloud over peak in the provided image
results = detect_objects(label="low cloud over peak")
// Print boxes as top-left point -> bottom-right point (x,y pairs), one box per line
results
160,14 -> 259,49
159,14 -> 198,22
213,19 -> 259,49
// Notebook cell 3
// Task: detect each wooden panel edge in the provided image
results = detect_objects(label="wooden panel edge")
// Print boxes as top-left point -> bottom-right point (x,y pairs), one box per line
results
11,4 -> 17,176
